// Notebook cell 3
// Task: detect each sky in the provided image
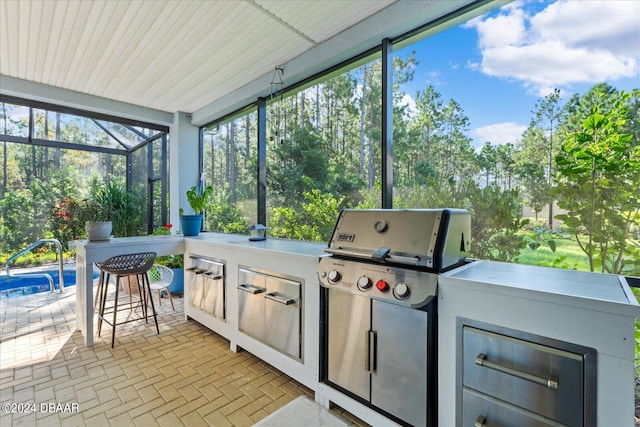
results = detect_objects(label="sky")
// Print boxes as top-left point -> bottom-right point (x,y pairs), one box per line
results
397,0 -> 640,149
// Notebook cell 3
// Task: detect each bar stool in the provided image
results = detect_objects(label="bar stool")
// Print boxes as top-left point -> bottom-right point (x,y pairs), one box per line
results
95,252 -> 158,348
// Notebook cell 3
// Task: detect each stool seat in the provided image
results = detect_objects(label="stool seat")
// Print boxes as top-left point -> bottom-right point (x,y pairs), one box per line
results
95,252 -> 159,348
100,252 -> 157,275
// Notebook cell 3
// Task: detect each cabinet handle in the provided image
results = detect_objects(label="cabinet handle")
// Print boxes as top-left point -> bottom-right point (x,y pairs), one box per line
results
474,415 -> 486,427
237,284 -> 265,294
475,353 -> 559,390
365,330 -> 376,372
203,273 -> 223,280
265,292 -> 295,305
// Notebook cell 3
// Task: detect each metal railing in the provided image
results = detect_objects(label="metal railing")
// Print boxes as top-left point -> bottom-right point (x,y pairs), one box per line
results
5,239 -> 65,293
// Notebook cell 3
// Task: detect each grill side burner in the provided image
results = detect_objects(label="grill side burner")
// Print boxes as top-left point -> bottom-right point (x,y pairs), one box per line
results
318,208 -> 471,426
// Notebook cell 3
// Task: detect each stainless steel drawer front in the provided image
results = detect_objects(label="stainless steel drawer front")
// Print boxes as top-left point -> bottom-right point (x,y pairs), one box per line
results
463,326 -> 584,426
265,276 -> 301,358
463,388 -> 561,427
238,268 -> 303,360
238,269 -> 266,340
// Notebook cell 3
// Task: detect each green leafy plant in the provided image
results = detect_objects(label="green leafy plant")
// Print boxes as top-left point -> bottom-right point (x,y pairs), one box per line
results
203,187 -> 250,233
93,181 -> 142,237
151,224 -> 173,235
77,198 -> 112,223
553,90 -> 640,275
181,185 -> 213,215
270,187 -> 345,242
155,254 -> 183,269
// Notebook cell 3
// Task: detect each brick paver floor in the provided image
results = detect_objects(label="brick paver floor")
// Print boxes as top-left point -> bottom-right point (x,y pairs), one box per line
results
0,285 -> 364,426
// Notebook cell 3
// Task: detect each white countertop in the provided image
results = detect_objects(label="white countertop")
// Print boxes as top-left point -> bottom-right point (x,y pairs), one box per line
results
186,232 -> 328,259
74,234 -> 184,248
74,234 -> 639,315
442,260 -> 640,316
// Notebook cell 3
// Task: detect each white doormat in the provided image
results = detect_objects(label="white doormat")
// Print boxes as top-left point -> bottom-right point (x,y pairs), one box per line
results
253,396 -> 353,426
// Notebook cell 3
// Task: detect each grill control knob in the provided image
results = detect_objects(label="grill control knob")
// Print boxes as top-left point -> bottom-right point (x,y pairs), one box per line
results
357,275 -> 372,290
376,279 -> 389,292
327,270 -> 341,283
393,282 -> 410,299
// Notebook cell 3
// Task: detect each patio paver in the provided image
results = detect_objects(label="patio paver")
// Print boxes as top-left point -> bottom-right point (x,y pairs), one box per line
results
0,286 -> 365,426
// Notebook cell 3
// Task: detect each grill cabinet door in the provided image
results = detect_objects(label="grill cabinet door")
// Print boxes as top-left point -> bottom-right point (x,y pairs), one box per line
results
371,300 -> 428,427
327,291 -> 370,400
265,276 -> 301,359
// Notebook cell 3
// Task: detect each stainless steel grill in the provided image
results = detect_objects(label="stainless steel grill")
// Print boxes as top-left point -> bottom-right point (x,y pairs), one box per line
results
318,208 -> 471,426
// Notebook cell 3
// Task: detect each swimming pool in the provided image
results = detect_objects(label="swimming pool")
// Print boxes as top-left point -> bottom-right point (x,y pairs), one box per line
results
0,268 -> 98,299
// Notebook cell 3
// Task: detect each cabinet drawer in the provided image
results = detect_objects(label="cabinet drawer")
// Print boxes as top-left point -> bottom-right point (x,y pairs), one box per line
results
265,275 -> 301,358
238,269 -> 266,339
463,326 -> 584,426
463,388 -> 558,427
187,257 -> 225,320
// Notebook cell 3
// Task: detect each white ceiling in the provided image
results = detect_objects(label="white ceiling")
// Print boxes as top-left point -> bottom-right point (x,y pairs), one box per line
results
0,0 -> 397,115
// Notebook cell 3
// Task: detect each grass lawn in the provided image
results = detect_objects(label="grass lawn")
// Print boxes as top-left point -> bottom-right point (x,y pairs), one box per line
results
516,236 -> 591,271
517,234 -> 639,278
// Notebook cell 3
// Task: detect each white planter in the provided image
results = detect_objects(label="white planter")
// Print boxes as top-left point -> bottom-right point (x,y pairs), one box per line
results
85,221 -> 112,241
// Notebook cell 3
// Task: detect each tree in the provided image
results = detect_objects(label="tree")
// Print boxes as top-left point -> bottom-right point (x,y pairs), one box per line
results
477,143 -> 498,186
553,89 -> 640,274
269,126 -> 329,207
531,88 -> 565,228
0,188 -> 38,251
516,162 -> 549,221
515,125 -> 551,219
404,86 -> 476,188
465,183 -> 527,262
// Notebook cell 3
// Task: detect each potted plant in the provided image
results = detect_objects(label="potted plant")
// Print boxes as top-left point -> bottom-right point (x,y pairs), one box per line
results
80,198 -> 113,241
179,185 -> 213,236
95,181 -> 142,237
158,254 -> 185,293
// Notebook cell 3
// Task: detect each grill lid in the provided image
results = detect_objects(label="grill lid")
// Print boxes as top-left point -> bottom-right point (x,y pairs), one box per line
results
325,208 -> 471,271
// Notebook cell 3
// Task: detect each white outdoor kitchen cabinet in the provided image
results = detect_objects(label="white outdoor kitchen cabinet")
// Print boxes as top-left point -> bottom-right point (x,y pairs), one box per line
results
183,233 -> 325,393
438,260 -> 640,427
177,234 -> 639,426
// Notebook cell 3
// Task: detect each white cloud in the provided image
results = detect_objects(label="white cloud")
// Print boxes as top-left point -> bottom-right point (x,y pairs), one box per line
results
468,0 -> 640,91
473,122 -> 527,148
468,1 -> 527,49
530,1 -> 640,56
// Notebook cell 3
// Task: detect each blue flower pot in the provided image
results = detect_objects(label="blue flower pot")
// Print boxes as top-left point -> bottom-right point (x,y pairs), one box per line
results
169,268 -> 184,293
180,215 -> 202,236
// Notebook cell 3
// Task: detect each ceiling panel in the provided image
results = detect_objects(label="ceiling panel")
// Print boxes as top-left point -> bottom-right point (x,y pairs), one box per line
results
0,0 -> 396,114
258,0 -> 394,43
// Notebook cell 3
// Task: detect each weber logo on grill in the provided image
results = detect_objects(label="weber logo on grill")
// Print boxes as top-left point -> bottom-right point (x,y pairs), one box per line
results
337,233 -> 355,242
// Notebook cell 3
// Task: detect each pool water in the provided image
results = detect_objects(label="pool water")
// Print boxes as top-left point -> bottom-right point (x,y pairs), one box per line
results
0,269 -> 98,299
